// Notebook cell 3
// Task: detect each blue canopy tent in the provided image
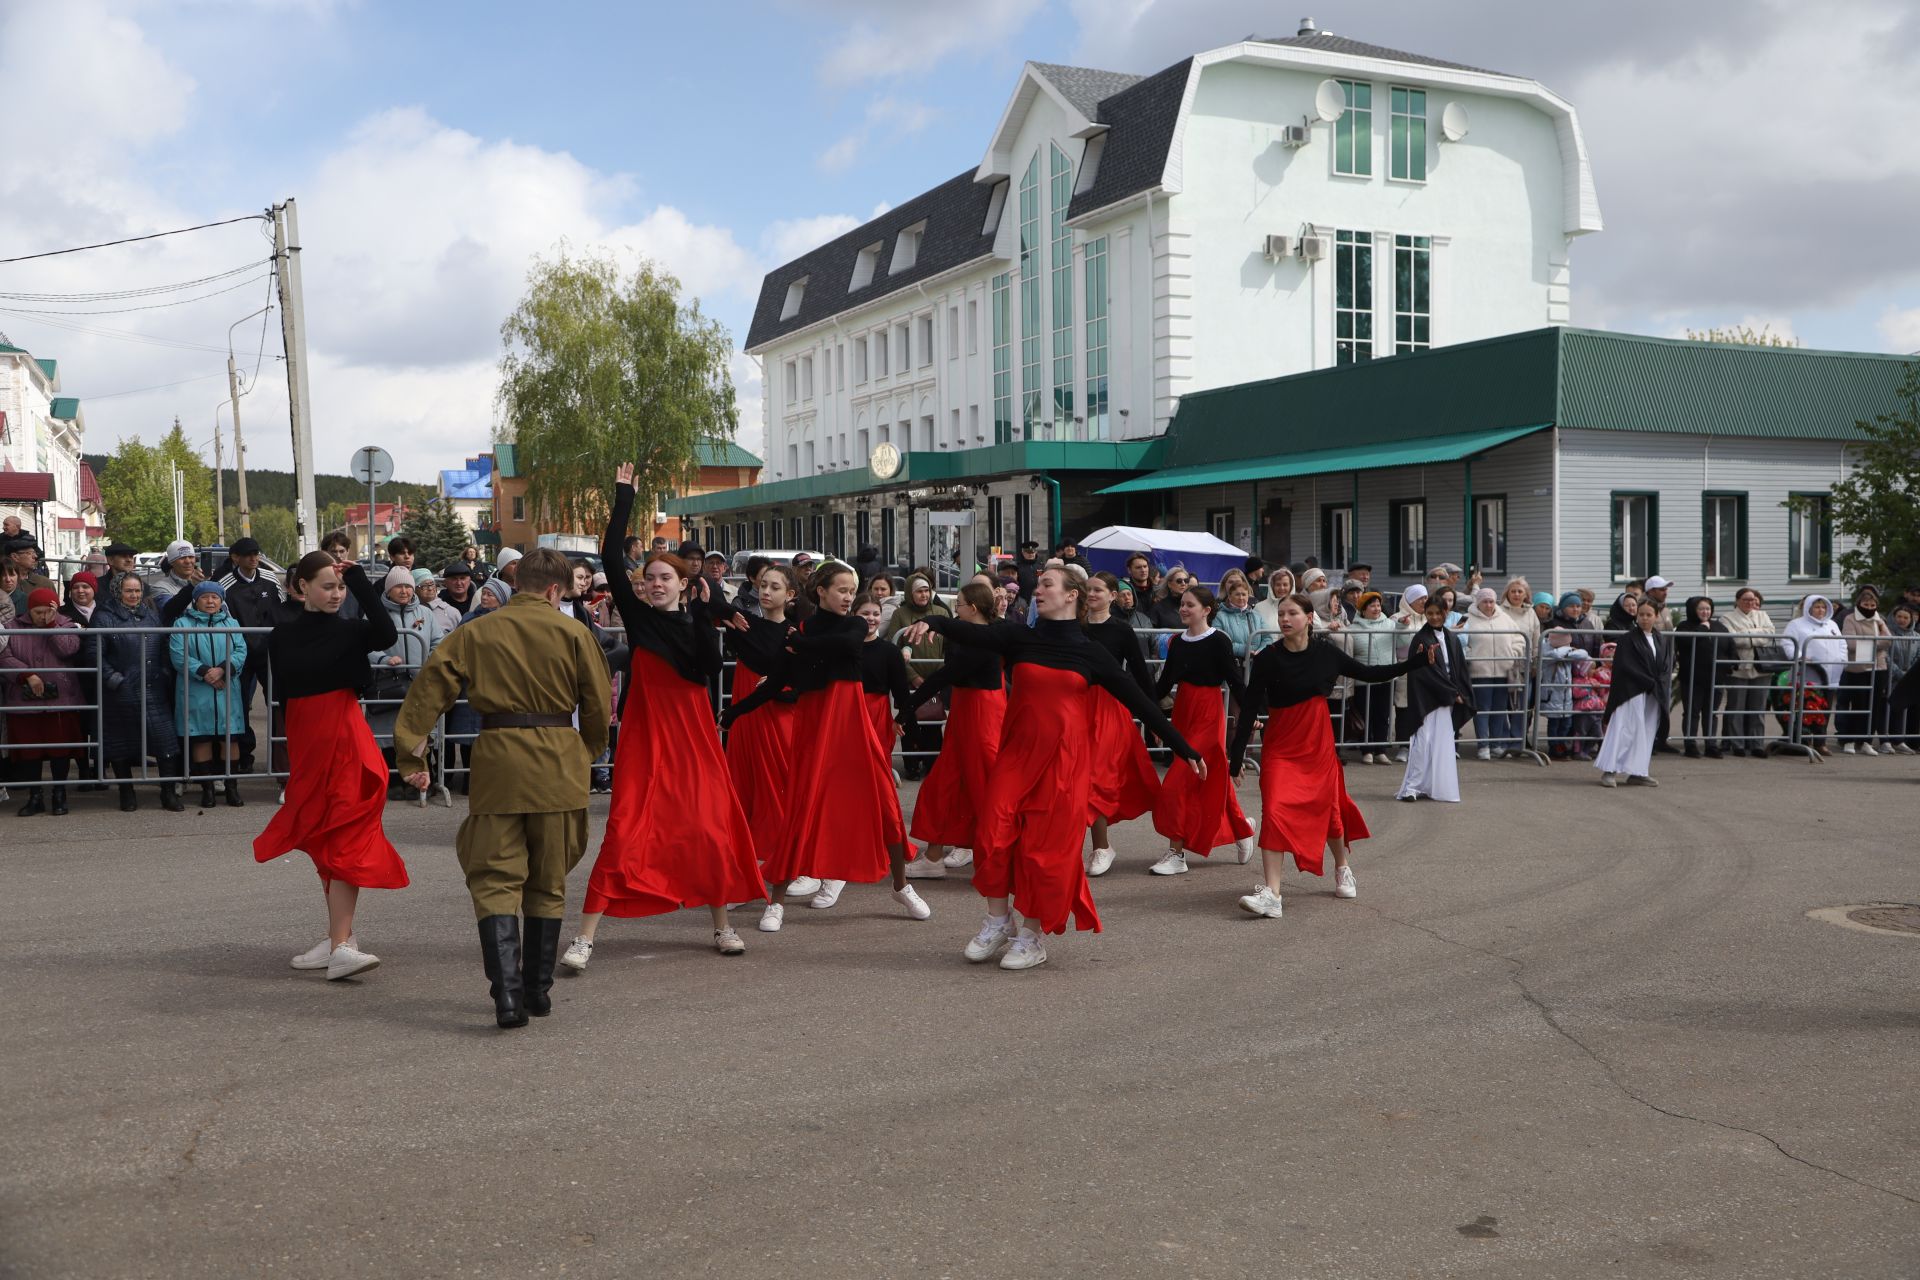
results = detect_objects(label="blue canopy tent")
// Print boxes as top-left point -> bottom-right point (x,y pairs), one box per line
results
1076,525 -> 1248,586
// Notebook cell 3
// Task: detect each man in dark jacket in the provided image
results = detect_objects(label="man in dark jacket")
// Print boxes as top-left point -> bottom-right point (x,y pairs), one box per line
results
853,543 -> 884,588
440,560 -> 476,616
216,536 -> 283,773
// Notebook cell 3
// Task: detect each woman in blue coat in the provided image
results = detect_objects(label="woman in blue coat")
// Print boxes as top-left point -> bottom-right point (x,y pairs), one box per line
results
170,579 -> 249,809
95,574 -> 187,812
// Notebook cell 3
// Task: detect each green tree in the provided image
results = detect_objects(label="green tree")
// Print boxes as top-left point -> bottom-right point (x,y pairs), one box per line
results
227,506 -> 299,566
1684,324 -> 1802,348
397,499 -> 473,572
96,425 -> 216,550
496,247 -> 737,532
1798,359 -> 1920,590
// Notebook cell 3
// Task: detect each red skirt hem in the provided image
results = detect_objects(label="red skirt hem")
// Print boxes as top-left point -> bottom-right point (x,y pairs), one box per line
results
761,683 -> 905,884
1152,684 -> 1253,854
252,689 -> 409,890
1255,698 -> 1370,877
909,685 -> 1004,847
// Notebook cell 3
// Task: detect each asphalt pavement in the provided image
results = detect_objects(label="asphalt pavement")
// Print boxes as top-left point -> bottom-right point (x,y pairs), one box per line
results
3,753 -> 1918,1278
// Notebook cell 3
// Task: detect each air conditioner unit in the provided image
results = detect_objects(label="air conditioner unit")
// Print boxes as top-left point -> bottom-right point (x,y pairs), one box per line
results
1297,234 -> 1329,261
1263,234 -> 1293,261
1280,123 -> 1311,148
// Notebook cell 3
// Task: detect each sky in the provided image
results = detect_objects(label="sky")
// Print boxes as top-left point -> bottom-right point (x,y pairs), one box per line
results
4,0 -> 1918,485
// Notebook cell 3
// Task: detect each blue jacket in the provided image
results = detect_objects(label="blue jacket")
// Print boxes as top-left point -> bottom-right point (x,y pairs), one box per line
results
170,607 -> 250,738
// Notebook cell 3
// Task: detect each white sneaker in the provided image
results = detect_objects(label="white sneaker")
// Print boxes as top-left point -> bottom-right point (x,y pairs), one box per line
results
1360,752 -> 1376,765
1087,846 -> 1116,877
291,934 -> 354,970
1861,742 -> 1879,757
810,879 -> 847,909
277,787 -> 286,805
324,943 -> 380,981
758,903 -> 784,933
1598,773 -> 1618,788
714,928 -> 745,956
998,928 -> 1048,970
1477,746 -> 1492,761
560,936 -> 593,972
1233,835 -> 1256,865
964,917 -> 1012,963
942,848 -> 974,869
786,876 -> 824,898
1842,743 -> 1857,755
1238,885 -> 1284,918
1896,743 -> 1917,755
1393,749 -> 1409,763
903,857 -> 947,879
1148,851 -> 1189,876
892,885 -> 932,920
1334,865 -> 1358,900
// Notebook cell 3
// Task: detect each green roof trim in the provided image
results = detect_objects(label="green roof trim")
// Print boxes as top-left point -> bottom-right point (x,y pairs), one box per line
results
48,397 -> 79,420
697,439 -> 764,469
492,442 -> 519,478
666,438 -> 1165,516
1097,424 -> 1551,494
36,358 -> 57,383
0,342 -> 28,356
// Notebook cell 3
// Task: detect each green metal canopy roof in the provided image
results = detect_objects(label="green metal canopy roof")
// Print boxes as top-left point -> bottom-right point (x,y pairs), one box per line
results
48,397 -> 79,420
1098,423 -> 1551,494
696,439 -> 764,469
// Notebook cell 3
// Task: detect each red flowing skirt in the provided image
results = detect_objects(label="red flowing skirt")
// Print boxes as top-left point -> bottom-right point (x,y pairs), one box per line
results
4,710 -> 84,761
975,665 -> 1100,934
910,685 -> 1005,847
762,681 -> 905,884
584,649 -> 764,916
726,665 -> 794,839
253,689 -> 408,889
863,690 -> 900,765
1153,684 -> 1253,854
1085,687 -> 1160,824
1256,698 -> 1369,876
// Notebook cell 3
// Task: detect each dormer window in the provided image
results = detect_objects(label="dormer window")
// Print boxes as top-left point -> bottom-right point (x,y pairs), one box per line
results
890,220 -> 927,274
851,241 -> 884,290
780,275 -> 808,321
981,180 -> 1009,236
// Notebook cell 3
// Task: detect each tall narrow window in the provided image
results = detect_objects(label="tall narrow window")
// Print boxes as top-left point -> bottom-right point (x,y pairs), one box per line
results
789,517 -> 802,548
1394,234 -> 1431,354
810,514 -> 824,552
1389,500 -> 1426,576
1334,80 -> 1372,177
991,271 -> 1013,444
831,513 -> 846,559
1013,493 -> 1031,546
1336,230 -> 1374,365
966,298 -> 979,355
856,511 -> 870,553
1787,493 -> 1831,579
874,329 -> 889,378
1390,86 -> 1427,181
1018,152 -> 1042,438
916,315 -> 932,367
785,360 -> 798,404
1207,508 -> 1235,545
1084,236 -> 1110,439
799,354 -> 814,400
735,522 -> 747,553
854,337 -> 868,383
835,344 -> 844,390
948,306 -> 960,359
879,507 -> 895,565
1321,504 -> 1354,571
986,496 -> 1004,549
753,519 -> 765,547
1611,492 -> 1659,581
1474,495 -> 1506,574
1049,143 -> 1074,433
1702,492 -> 1747,581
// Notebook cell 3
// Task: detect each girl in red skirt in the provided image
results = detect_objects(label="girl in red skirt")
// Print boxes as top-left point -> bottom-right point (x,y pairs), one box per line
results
565,468 -> 765,965
1080,572 -> 1160,877
1227,593 -> 1418,918
1150,584 -> 1255,876
902,569 -> 1202,971
723,564 -> 799,859
900,582 -> 1007,880
254,552 -> 407,981
857,597 -> 916,782
722,561 -> 929,930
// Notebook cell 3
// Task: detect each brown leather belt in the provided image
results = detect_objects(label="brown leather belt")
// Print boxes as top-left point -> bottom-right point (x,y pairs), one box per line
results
479,712 -> 574,729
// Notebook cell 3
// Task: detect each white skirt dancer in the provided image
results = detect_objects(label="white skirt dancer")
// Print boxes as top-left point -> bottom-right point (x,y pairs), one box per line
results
1594,691 -> 1658,778
1397,707 -> 1462,802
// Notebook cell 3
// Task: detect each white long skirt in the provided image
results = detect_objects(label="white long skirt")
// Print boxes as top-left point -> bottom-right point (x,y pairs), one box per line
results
1397,707 -> 1462,802
1594,691 -> 1658,778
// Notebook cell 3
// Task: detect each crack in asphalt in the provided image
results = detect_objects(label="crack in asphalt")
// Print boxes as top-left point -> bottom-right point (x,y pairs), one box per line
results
170,1080 -> 240,1181
1358,903 -> 1920,1210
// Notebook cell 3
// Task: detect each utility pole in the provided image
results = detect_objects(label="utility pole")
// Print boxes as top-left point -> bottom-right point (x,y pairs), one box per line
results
274,199 -> 319,552
214,405 -> 226,542
227,354 -> 252,538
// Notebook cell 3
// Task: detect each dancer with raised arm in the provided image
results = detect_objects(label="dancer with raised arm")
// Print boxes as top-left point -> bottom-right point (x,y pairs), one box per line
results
900,581 -> 1007,880
902,568 -> 1204,971
253,551 -> 406,982
1149,584 -> 1255,876
1228,593 -> 1418,917
1080,571 -> 1160,876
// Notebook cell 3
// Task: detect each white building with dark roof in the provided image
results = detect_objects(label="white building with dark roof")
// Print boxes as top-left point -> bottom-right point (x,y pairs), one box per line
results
675,21 -> 1601,574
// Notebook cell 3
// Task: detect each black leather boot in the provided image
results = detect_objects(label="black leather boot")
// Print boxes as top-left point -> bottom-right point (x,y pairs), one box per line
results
223,776 -> 244,808
477,916 -> 528,1028
159,756 -> 186,811
49,786 -> 68,816
521,916 -> 562,1017
113,761 -> 137,812
16,788 -> 45,818
195,761 -> 216,808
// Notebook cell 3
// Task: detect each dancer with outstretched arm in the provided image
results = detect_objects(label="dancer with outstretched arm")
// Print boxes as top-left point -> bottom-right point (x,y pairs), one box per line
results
899,581 -> 1007,880
1080,572 -> 1161,877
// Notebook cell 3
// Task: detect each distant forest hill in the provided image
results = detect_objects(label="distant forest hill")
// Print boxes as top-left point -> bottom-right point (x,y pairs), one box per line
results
83,454 -> 439,511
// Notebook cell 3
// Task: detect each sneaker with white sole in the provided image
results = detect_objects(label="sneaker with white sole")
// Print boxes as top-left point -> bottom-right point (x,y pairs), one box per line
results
810,879 -> 847,909
891,884 -> 932,920
786,876 -> 824,898
291,934 -> 354,970
1842,743 -> 1857,755
1087,846 -> 1116,877
758,903 -> 784,932
998,929 -> 1048,971
903,857 -> 947,879
1476,746 -> 1492,761
1896,743 -> 1917,755
560,936 -> 593,972
1598,773 -> 1618,788
1233,835 -> 1256,865
1861,742 -> 1879,757
1626,774 -> 1660,787
942,848 -> 974,869
964,917 -> 1012,962
1148,850 -> 1189,876
324,943 -> 380,981
1238,885 -> 1284,918
714,928 -> 745,956
1334,865 -> 1358,900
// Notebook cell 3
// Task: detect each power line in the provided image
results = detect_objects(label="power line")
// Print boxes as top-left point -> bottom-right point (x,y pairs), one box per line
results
0,307 -> 284,357
0,272 -> 269,316
0,260 -> 268,303
0,212 -> 269,264
82,370 -> 238,401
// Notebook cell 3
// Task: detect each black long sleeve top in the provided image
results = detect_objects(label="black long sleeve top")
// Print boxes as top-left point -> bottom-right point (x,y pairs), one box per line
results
603,483 -> 723,705
268,564 -> 398,703
724,615 -> 799,706
1083,615 -> 1154,695
862,638 -> 915,709
1229,638 -> 1412,770
1604,626 -> 1674,719
721,608 -> 867,724
905,641 -> 1005,711
1154,628 -> 1246,704
1407,625 -> 1476,730
917,614 -> 1202,763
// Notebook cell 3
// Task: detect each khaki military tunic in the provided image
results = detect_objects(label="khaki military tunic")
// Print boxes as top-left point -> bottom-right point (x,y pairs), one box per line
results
395,593 -> 611,918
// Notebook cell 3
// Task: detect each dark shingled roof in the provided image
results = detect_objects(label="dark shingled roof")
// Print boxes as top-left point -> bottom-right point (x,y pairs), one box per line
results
1251,32 -> 1512,78
1028,62 -> 1145,117
1064,56 -> 1193,221
746,169 -> 999,350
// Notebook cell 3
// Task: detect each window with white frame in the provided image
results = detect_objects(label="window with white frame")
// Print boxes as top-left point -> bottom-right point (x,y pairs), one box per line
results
949,408 -> 960,445
1321,504 -> 1354,571
835,345 -> 844,390
1336,230 -> 1374,365
1474,495 -> 1506,574
799,354 -> 814,400
1084,236 -> 1109,439
1611,492 -> 1658,581
780,276 -> 807,321
1334,80 -> 1372,177
1049,143 -> 1074,430
785,444 -> 798,477
853,337 -> 868,383
896,321 -> 910,371
1787,492 -> 1830,579
948,306 -> 960,359
1207,507 -> 1234,545
851,242 -> 882,290
1703,492 -> 1746,580
784,360 -> 798,404
874,329 -> 889,378
1390,499 -> 1425,575
917,314 -> 933,366
1394,234 -> 1431,353
1389,87 -> 1427,181
1018,152 -> 1042,438
991,271 -> 1013,444
966,298 -> 979,355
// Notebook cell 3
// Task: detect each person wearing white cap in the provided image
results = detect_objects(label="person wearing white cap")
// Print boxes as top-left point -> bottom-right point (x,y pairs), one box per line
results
1388,583 -> 1430,763
151,540 -> 200,606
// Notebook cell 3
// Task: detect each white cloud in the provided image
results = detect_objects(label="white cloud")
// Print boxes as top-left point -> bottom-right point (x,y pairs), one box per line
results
812,0 -> 1047,86
765,214 -> 862,265
818,95 -> 938,172
1879,308 -> 1920,354
0,0 -> 193,166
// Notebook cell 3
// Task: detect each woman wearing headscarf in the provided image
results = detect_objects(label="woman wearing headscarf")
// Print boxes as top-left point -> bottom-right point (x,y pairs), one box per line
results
367,565 -> 442,797
170,579 -> 249,809
1342,591 -> 1397,762
1550,591 -> 1601,659
1838,585 -> 1893,754
3,587 -> 83,815
1674,596 -> 1729,758
1720,588 -> 1779,756
415,568 -> 462,635
93,574 -> 186,812
1386,582 -> 1432,762
1463,586 -> 1529,759
1595,597 -> 1673,788
1603,590 -> 1642,635
1782,595 -> 1845,754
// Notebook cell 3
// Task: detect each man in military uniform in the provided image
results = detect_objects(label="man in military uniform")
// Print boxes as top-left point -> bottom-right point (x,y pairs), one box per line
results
395,547 -> 610,1029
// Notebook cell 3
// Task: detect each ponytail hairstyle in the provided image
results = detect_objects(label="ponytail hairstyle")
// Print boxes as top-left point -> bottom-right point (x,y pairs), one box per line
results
957,581 -> 1000,621
1182,583 -> 1219,621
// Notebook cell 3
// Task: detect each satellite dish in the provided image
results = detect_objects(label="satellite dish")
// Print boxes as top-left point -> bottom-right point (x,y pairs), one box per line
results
1313,79 -> 1346,123
1441,101 -> 1470,142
